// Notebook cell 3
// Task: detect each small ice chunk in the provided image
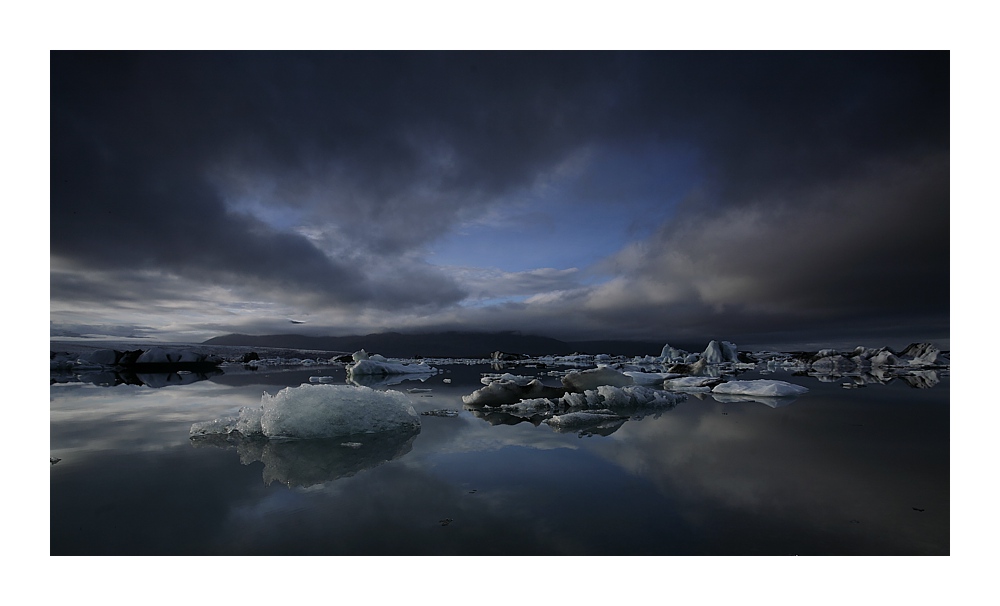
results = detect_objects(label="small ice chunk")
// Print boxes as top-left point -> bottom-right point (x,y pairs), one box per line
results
711,380 -> 808,397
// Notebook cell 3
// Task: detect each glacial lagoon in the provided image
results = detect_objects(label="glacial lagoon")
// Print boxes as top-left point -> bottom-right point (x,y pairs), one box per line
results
50,344 -> 949,555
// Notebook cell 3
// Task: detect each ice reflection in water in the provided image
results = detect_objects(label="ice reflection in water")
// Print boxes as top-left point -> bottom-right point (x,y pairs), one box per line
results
190,428 -> 420,487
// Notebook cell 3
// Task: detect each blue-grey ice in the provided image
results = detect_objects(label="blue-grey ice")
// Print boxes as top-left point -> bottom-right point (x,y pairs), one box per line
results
561,366 -> 635,391
348,358 -> 438,377
712,379 -> 809,397
559,385 -> 686,409
190,384 -> 420,439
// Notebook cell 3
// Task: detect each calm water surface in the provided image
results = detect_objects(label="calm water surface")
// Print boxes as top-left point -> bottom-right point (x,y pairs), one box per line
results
50,362 -> 949,555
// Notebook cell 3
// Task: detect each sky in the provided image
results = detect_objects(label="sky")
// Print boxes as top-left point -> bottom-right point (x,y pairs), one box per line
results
49,50 -> 951,350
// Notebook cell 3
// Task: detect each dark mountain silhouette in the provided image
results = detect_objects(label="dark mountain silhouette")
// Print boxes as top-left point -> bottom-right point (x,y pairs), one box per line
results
202,331 -> 674,358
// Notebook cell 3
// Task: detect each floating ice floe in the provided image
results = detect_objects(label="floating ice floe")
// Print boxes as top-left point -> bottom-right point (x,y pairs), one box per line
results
135,347 -> 222,366
190,384 -> 420,439
559,385 -> 686,409
462,378 -> 564,406
348,358 -> 438,376
480,373 -> 536,386
622,371 -> 682,385
711,379 -> 809,397
562,367 -> 635,391
663,376 -> 724,392
900,343 -> 949,367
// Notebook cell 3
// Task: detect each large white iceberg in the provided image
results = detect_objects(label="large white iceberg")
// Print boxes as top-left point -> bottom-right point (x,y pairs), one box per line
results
190,384 -> 420,439
711,379 -> 809,397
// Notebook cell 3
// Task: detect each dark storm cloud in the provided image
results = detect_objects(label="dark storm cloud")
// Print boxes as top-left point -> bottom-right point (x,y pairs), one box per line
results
51,51 -> 948,342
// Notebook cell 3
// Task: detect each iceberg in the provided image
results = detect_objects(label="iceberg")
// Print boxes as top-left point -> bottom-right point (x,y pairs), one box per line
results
190,384 -> 420,439
559,385 -> 685,409
480,373 -> 536,386
663,376 -> 724,392
658,344 -> 691,363
701,340 -> 739,364
622,371 -> 682,385
135,347 -> 222,366
348,358 -> 438,376
712,379 -> 809,397
810,355 -> 859,374
462,378 -> 564,406
900,343 -> 949,367
561,367 -> 635,391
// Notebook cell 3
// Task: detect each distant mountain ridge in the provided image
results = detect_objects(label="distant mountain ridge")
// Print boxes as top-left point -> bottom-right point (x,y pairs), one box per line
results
202,331 -> 672,358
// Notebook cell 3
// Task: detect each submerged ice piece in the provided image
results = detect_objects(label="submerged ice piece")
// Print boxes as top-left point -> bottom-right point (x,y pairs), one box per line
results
190,383 -> 421,439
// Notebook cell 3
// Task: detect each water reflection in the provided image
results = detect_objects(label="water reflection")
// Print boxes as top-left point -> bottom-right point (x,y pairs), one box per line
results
191,428 -> 420,487
803,368 -> 943,389
51,368 -> 222,388
710,393 -> 801,407
464,400 -> 677,437
346,373 -> 436,388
